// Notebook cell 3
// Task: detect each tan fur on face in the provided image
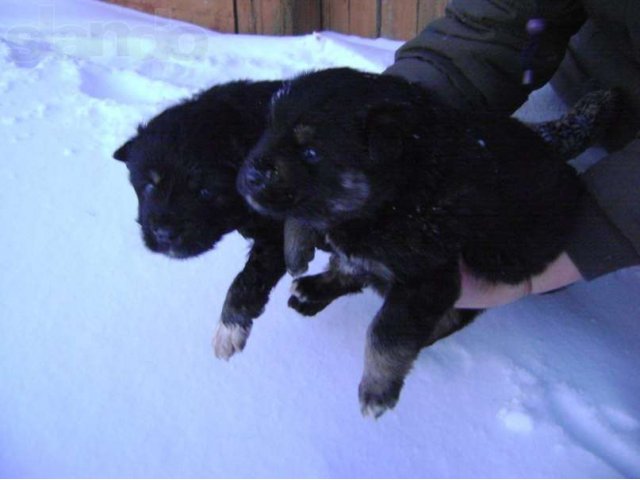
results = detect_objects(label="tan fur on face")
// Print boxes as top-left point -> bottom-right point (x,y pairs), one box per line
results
294,124 -> 315,145
150,170 -> 162,185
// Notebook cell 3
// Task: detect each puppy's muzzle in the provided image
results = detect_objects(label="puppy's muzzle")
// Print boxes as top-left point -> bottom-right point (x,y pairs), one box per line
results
238,150 -> 304,219
151,225 -> 181,245
145,214 -> 184,249
238,163 -> 278,196
237,159 -> 291,217
245,168 -> 275,191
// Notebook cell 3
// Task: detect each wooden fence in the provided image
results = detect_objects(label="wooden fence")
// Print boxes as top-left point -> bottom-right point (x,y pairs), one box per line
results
103,0 -> 448,40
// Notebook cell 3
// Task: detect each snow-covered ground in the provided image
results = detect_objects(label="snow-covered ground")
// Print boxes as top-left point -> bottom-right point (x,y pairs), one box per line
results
1,0 -> 639,477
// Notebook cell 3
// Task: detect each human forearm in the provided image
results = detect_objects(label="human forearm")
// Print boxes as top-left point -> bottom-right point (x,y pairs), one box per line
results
384,0 -> 586,114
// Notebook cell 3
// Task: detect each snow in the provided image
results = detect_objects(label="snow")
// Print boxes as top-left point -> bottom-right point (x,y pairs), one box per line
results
1,0 -> 639,477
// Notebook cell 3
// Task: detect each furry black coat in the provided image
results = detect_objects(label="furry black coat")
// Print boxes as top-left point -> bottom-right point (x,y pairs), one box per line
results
113,80 -> 288,359
238,67 -> 584,417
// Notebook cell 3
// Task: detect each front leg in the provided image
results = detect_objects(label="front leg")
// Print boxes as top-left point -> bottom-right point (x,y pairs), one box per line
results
288,254 -> 367,316
213,239 -> 286,360
284,217 -> 319,276
359,265 -> 460,418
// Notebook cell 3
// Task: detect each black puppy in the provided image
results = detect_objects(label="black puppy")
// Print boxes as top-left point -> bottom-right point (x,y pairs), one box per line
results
238,68 -> 615,417
114,79 -> 292,359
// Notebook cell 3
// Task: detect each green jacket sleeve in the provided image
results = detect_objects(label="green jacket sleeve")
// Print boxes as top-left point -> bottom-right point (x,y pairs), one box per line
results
384,0 -> 640,279
384,0 -> 587,113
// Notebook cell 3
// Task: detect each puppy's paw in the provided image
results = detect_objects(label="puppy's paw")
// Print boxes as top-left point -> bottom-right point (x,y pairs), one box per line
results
213,322 -> 250,360
284,217 -> 317,277
358,375 -> 402,419
288,294 -> 330,316
285,250 -> 313,277
288,278 -> 330,316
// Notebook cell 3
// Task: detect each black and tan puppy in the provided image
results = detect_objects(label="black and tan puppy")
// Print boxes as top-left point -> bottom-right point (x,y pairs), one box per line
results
237,68 -> 615,417
114,79 -> 290,359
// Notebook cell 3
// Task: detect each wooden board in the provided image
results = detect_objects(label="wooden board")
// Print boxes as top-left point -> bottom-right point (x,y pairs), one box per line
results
236,0 -> 281,34
381,0 -> 418,40
322,0 -> 349,33
102,0 -> 442,39
105,0 -> 236,32
235,0 -> 256,33
237,0 -> 321,35
178,0 -> 235,33
105,0 -> 164,16
292,0 -> 322,35
348,0 -> 378,37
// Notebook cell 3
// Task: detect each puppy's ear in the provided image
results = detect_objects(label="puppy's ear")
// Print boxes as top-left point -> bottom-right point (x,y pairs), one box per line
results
113,139 -> 134,162
364,103 -> 408,164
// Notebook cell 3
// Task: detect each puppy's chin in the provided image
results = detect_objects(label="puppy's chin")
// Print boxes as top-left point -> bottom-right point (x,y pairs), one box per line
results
162,248 -> 198,260
242,192 -> 291,220
244,193 -> 366,231
142,231 -> 222,260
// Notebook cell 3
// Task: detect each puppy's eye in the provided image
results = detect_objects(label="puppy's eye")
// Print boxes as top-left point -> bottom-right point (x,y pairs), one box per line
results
199,188 -> 214,200
303,148 -> 319,164
142,170 -> 162,195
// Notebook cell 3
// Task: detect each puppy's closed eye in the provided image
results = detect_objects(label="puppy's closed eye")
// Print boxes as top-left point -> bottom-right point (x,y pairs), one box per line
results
294,124 -> 315,145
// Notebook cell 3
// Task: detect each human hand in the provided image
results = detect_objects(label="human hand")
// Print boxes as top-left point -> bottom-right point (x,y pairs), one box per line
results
455,252 -> 583,309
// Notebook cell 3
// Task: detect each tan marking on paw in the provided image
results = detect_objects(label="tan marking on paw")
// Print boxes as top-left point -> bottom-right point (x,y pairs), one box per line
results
289,279 -> 309,303
212,322 -> 249,360
360,400 -> 389,419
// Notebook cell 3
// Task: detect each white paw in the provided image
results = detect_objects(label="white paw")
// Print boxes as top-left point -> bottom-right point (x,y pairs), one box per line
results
289,279 -> 309,303
212,322 -> 250,360
360,399 -> 390,419
358,375 -> 401,420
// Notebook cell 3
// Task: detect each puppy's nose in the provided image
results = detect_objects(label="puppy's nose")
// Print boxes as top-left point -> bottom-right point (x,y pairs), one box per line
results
152,225 -> 179,244
241,167 -> 279,197
246,168 -> 268,189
